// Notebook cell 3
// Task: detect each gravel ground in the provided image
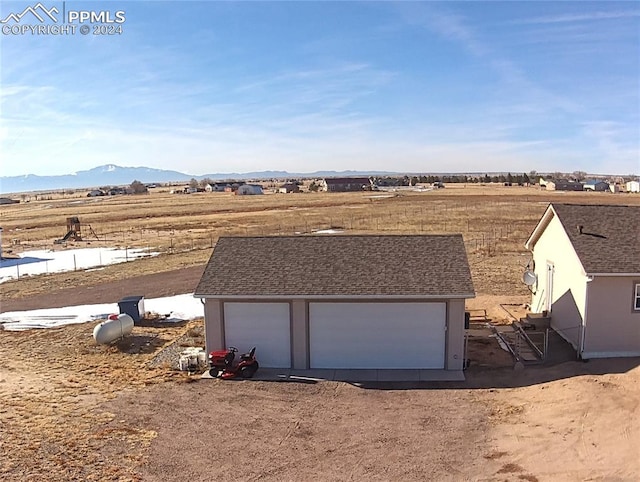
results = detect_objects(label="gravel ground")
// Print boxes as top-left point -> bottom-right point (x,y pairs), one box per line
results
147,322 -> 205,370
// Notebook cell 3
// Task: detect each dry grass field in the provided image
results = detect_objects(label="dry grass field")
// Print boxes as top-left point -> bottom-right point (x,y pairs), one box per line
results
4,184 -> 638,301
1,184 -> 639,481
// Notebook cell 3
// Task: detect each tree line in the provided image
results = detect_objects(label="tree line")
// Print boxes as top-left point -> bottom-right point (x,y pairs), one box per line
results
374,172 -> 533,187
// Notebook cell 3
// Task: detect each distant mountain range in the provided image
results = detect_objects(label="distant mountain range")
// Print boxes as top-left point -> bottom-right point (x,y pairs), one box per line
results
0,164 -> 397,194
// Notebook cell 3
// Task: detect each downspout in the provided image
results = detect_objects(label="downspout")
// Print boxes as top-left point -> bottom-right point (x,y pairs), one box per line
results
580,276 -> 594,359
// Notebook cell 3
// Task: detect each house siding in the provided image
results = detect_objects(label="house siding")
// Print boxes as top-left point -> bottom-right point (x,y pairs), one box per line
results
531,215 -> 587,349
583,277 -> 640,357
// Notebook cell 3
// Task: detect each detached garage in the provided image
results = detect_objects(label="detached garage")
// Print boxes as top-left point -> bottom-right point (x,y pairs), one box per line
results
194,235 -> 475,379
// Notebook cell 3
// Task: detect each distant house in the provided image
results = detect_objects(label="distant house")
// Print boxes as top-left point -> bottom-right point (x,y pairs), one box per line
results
321,177 -> 372,192
207,182 -> 241,192
626,181 -> 640,193
278,183 -> 300,194
0,197 -> 19,205
525,203 -> 640,359
583,180 -> 609,192
236,184 -> 263,195
545,180 -> 584,191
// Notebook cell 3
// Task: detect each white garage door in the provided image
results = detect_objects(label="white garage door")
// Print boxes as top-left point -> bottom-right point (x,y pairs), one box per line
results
224,302 -> 291,368
309,302 -> 446,369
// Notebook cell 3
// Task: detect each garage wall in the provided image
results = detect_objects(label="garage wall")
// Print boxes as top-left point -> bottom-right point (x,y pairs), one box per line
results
446,299 -> 465,371
203,297 -> 467,372
291,300 -> 308,369
203,299 -> 223,353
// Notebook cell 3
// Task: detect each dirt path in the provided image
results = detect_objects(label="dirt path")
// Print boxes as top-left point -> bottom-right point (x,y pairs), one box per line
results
106,379 -> 501,482
1,265 -> 204,313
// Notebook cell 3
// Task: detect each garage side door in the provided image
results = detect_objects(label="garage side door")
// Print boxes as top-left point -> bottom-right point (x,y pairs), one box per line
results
309,302 -> 446,369
224,302 -> 291,368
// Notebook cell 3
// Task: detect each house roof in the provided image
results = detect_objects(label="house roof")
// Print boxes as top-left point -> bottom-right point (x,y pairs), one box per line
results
324,177 -> 371,185
527,203 -> 640,274
195,235 -> 475,298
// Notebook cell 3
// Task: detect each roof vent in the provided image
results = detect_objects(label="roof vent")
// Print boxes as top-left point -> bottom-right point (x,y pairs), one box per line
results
577,225 -> 584,234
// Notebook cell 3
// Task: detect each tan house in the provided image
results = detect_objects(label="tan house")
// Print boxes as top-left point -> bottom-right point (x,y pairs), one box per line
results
194,235 -> 475,380
525,203 -> 640,359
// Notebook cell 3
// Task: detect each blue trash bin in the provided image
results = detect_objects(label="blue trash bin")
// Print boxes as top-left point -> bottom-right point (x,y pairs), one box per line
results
118,295 -> 145,324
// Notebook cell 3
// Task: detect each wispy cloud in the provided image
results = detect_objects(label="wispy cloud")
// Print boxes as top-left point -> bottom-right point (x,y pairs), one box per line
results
398,4 -> 580,117
512,10 -> 640,25
1,2 -> 637,177
398,4 -> 488,57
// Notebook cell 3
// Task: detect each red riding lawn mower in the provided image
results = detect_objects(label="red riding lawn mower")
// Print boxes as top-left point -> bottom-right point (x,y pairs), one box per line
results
208,346 -> 259,379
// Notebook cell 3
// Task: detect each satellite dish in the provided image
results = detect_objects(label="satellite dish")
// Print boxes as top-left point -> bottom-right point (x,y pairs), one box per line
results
522,270 -> 537,287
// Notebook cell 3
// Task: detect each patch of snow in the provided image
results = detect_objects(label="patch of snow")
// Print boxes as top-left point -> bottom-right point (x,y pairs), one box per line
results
0,247 -> 159,283
314,229 -> 344,234
0,293 -> 203,331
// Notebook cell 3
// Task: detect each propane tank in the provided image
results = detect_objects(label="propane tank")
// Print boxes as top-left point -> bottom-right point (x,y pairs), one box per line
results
93,313 -> 134,344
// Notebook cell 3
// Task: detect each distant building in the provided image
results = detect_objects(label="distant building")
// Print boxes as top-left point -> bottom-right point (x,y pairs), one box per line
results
583,180 -> 609,192
626,181 -> 640,193
321,177 -> 372,192
0,198 -> 19,205
545,180 -> 584,191
278,183 -> 300,194
206,181 -> 245,192
236,184 -> 264,195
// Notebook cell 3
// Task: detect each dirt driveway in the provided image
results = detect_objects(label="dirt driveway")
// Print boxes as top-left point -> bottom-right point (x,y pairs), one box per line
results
104,358 -> 639,482
107,379 -> 494,481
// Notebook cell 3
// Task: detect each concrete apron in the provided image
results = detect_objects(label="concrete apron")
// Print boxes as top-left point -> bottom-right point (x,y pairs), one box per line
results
202,368 -> 465,382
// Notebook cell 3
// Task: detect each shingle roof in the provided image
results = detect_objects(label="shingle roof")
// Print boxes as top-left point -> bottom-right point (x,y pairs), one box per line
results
195,235 -> 475,298
551,203 -> 640,274
324,177 -> 371,185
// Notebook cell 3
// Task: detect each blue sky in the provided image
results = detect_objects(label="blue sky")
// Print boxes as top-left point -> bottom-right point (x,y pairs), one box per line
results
1,1 -> 639,177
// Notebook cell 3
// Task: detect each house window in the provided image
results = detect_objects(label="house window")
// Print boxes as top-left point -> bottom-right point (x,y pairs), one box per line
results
635,284 -> 640,311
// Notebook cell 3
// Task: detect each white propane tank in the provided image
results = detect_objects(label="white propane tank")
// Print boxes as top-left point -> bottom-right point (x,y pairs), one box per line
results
93,313 -> 134,345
